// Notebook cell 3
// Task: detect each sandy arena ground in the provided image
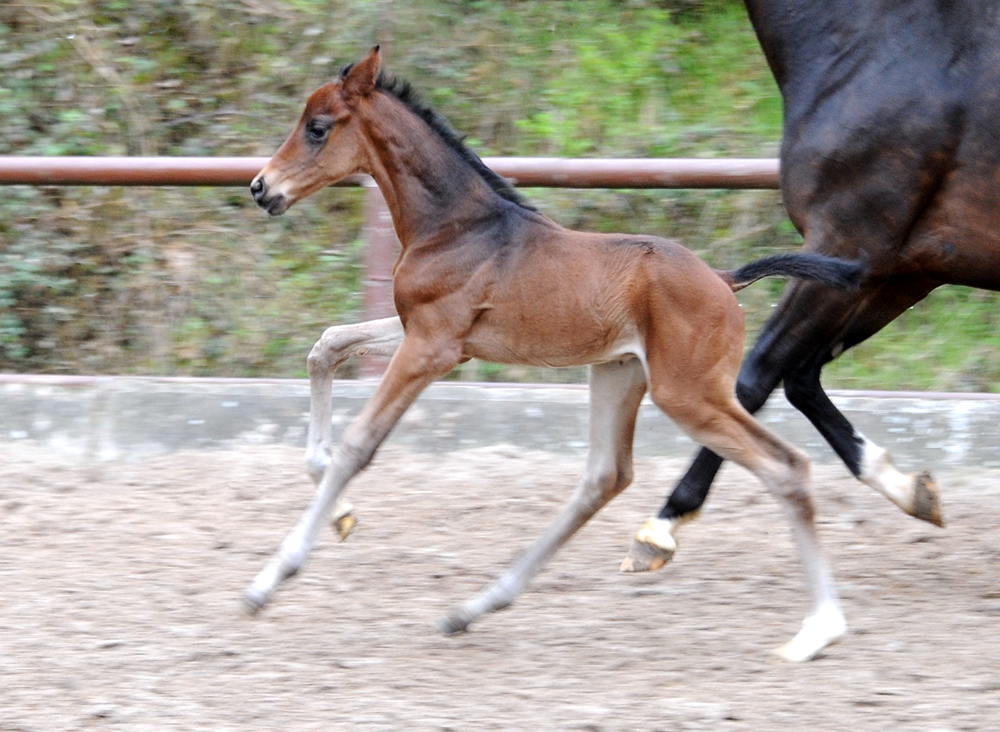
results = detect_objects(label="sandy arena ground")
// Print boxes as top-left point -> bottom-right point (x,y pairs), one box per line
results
3,443 -> 1000,731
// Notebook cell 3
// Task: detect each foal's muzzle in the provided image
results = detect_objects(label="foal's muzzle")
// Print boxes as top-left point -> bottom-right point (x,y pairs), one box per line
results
250,175 -> 289,216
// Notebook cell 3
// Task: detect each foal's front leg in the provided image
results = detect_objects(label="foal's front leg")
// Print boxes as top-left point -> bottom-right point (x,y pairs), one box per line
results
437,357 -> 648,633
304,317 -> 404,538
246,332 -> 450,613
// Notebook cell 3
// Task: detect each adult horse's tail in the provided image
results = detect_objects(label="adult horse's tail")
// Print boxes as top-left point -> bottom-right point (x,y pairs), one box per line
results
717,253 -> 865,293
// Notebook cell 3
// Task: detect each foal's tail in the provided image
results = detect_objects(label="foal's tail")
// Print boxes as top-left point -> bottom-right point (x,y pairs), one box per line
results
717,252 -> 865,293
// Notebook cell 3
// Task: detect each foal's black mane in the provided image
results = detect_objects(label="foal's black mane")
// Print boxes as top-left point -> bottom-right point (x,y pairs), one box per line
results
344,62 -> 534,211
375,73 -> 535,211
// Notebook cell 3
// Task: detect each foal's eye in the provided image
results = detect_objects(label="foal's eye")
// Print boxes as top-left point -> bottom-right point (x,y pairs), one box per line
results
305,120 -> 331,144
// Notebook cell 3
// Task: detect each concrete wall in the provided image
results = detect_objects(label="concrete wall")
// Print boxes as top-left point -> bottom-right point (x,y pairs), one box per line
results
2,375 -> 999,472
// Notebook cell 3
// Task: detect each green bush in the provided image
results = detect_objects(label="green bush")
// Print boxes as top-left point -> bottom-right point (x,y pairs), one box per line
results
2,0 -> 997,389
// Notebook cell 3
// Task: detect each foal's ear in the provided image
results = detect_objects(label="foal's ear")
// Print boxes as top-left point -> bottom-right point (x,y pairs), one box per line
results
342,45 -> 381,99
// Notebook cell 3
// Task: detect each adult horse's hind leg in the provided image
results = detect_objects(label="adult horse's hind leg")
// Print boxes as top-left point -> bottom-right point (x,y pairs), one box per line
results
623,278 -> 943,572
780,279 -> 944,525
783,359 -> 942,526
304,316 -> 404,538
436,357 -> 648,634
649,380 -> 846,661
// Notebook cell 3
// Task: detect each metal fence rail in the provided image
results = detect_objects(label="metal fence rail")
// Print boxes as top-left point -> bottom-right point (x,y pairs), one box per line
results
0,156 -> 780,189
0,155 -> 783,375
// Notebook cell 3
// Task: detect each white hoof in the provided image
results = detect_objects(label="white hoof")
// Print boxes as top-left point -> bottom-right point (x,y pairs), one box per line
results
774,603 -> 846,662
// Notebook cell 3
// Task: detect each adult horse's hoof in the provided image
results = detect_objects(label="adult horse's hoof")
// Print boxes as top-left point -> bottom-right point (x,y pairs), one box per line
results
619,517 -> 678,572
911,471 -> 944,527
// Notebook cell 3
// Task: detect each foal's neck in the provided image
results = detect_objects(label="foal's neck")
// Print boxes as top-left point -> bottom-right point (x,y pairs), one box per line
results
358,93 -> 507,249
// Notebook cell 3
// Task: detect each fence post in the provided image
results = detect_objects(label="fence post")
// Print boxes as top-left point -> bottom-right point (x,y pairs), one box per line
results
361,178 -> 399,377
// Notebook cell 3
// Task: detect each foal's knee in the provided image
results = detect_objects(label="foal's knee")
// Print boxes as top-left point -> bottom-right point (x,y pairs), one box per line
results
306,336 -> 337,377
307,323 -> 368,378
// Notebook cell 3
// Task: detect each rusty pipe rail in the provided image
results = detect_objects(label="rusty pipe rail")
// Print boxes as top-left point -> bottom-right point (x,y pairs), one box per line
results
0,156 -> 780,189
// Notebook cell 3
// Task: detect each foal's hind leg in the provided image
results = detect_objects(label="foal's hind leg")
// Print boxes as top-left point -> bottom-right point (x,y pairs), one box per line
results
305,317 -> 403,538
652,385 -> 845,660
436,357 -> 648,634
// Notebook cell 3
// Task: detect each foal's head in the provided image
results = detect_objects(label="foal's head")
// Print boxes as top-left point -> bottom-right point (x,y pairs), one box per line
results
251,46 -> 383,216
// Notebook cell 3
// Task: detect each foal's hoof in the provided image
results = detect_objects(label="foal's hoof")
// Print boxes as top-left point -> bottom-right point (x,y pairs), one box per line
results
330,501 -> 357,540
911,471 -> 944,527
435,610 -> 472,635
332,512 -> 357,540
773,604 -> 847,662
243,560 -> 299,616
620,517 -> 677,572
620,538 -> 674,572
243,589 -> 269,616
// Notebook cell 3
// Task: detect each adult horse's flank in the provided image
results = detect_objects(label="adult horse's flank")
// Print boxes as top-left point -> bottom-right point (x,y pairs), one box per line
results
623,0 -> 999,572
248,47 -> 862,660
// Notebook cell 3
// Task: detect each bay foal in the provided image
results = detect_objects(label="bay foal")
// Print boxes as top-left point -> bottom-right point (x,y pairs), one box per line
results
248,47 -> 862,660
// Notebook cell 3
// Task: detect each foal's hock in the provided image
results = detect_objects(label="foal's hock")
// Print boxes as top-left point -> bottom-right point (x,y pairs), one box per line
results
247,47 -> 862,661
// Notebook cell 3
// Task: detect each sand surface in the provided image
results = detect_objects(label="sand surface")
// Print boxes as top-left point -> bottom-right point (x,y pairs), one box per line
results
3,444 -> 1000,731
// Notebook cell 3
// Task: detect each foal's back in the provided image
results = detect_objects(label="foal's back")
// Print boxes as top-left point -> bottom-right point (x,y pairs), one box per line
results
453,208 -> 743,373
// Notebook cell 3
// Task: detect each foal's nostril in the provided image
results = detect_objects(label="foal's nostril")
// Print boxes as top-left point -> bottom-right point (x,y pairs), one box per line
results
250,177 -> 265,201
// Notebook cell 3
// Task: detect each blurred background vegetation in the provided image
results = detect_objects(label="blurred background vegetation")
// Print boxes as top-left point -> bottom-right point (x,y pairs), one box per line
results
2,0 -> 999,389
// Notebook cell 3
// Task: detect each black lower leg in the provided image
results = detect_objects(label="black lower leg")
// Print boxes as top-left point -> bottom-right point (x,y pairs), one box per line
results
782,362 -> 865,477
658,357 -> 781,520
659,448 -> 724,519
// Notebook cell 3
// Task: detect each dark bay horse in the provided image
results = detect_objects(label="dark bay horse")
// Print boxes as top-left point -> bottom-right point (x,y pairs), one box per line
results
248,47 -> 865,660
622,0 -> 1000,571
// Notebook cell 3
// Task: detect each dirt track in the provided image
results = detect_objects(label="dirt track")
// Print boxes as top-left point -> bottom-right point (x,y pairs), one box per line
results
3,443 -> 1000,731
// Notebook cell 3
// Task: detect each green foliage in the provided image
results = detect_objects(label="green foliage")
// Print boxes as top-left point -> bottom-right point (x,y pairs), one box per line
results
825,287 -> 1000,393
0,0 -> 995,390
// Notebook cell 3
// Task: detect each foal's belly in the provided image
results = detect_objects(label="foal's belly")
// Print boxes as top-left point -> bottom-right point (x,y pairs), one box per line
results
456,232 -> 657,367
461,318 -> 644,368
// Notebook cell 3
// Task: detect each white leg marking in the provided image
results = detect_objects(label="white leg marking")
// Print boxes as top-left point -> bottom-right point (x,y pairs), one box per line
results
857,435 -> 915,513
620,510 -> 699,572
304,317 -> 404,484
687,411 -> 845,661
246,445 -> 365,611
247,328 -> 433,613
774,600 -> 847,662
438,358 -> 648,633
774,478 -> 846,661
634,516 -> 679,554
